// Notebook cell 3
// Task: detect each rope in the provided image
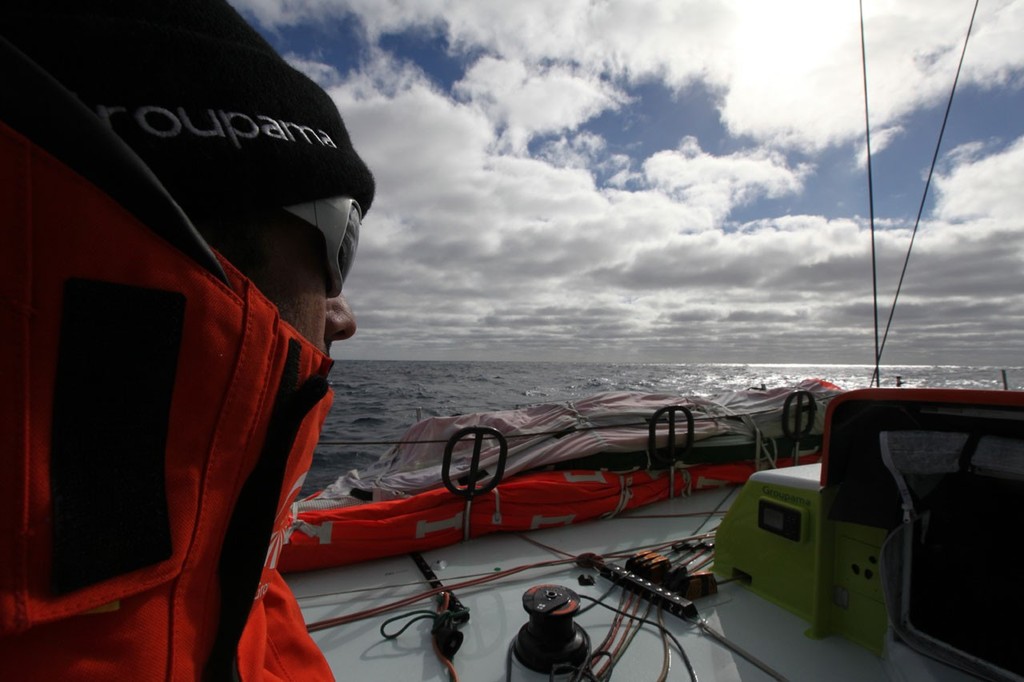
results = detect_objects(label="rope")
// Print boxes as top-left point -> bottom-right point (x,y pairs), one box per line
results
315,397 -> 836,450
379,593 -> 468,682
579,595 -> 699,682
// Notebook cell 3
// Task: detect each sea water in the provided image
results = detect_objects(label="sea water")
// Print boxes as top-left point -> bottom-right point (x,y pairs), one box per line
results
305,360 -> 1020,495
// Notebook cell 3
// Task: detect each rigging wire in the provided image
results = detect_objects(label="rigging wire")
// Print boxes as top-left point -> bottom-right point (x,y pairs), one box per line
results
870,0 -> 980,387
863,0 -> 980,386
859,0 -> 881,387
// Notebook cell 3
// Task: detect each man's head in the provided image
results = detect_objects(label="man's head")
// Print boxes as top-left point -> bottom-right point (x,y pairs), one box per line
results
194,206 -> 360,354
1,0 -> 375,353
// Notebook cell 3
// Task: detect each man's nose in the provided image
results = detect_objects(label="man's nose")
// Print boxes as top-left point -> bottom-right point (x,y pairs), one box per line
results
325,293 -> 357,343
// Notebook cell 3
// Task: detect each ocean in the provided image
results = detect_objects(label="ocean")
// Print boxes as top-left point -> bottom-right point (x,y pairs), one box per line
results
304,360 -> 1020,495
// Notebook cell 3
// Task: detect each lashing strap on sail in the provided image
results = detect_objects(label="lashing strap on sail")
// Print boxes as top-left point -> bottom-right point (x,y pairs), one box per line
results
647,405 -> 694,498
782,390 -> 816,465
441,426 -> 508,541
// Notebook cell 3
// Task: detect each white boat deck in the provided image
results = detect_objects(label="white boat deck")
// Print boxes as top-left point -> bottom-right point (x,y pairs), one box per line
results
289,485 -> 973,681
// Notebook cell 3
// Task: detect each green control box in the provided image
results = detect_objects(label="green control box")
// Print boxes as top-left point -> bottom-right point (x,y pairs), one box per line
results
714,463 -> 888,655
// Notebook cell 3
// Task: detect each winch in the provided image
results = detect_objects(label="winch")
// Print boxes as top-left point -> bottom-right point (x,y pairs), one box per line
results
512,584 -> 589,674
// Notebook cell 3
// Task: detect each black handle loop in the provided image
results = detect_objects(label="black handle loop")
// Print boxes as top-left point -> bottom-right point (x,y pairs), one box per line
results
441,426 -> 508,498
647,405 -> 695,466
782,390 -> 817,441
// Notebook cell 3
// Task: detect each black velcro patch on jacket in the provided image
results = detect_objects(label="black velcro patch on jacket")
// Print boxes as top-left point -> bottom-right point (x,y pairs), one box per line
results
50,278 -> 184,594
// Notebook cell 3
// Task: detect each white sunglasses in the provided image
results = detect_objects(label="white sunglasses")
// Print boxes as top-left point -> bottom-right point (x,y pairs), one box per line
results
283,196 -> 361,297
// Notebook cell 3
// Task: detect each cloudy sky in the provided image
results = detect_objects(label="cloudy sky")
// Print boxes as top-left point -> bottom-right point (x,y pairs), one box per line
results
234,0 -> 1023,366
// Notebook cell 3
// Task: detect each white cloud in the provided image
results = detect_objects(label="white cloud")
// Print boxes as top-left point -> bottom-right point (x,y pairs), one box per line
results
325,49 -> 493,213
454,57 -> 628,153
933,135 -> 1024,222
229,0 -> 1024,365
720,1 -> 1024,152
235,0 -> 1024,153
537,132 -> 609,170
283,52 -> 343,87
642,137 -> 811,224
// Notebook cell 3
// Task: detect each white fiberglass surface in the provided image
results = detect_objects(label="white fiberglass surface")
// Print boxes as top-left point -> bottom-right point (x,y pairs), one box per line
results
288,486 -> 972,681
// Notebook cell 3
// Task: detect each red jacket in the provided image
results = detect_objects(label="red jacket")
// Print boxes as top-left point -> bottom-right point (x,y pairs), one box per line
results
0,36 -> 334,680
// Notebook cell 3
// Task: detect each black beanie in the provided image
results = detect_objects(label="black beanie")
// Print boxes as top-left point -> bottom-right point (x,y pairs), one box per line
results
0,0 -> 375,217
